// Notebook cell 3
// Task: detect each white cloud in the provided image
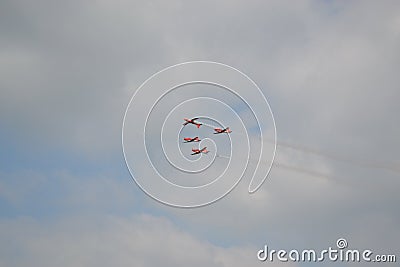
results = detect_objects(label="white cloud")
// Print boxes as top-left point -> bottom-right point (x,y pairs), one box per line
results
0,214 -> 297,267
0,1 -> 399,266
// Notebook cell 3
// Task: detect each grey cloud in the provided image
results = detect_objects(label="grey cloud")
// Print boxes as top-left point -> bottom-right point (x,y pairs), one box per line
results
0,214 -> 297,267
0,1 -> 399,266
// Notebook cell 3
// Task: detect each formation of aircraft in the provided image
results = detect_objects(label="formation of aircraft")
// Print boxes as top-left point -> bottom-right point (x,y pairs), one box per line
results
213,127 -> 232,134
191,147 -> 208,155
183,118 -> 231,156
183,117 -> 202,128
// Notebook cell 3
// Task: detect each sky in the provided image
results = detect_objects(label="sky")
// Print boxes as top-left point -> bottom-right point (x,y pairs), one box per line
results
0,0 -> 399,266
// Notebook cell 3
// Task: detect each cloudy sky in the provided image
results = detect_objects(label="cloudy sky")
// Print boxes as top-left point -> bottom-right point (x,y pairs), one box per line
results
1,0 -> 399,266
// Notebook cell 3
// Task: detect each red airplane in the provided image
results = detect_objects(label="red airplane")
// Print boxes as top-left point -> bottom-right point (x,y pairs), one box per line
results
183,117 -> 202,128
214,127 -> 232,134
183,137 -> 200,143
191,147 -> 208,155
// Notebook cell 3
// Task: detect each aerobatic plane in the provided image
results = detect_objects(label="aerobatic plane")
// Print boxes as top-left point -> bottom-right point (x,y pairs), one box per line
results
183,137 -> 200,143
191,147 -> 208,155
183,118 -> 202,128
213,127 -> 232,134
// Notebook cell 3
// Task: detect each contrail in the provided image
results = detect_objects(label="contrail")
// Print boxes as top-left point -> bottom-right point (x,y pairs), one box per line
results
275,140 -> 400,174
197,119 -> 399,174
216,154 -> 331,179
